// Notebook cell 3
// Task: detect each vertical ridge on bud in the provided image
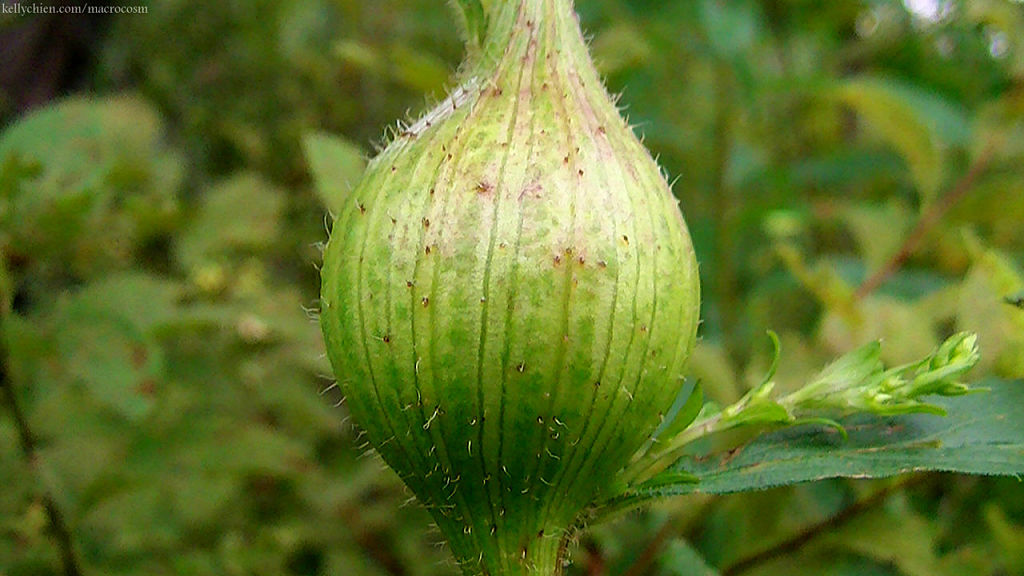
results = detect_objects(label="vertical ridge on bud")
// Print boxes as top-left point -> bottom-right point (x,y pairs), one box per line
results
320,0 -> 700,574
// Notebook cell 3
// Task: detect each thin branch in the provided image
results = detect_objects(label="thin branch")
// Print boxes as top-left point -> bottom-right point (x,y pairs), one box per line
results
855,145 -> 995,299
0,319 -> 84,576
620,498 -> 716,576
719,475 -> 926,576
621,517 -> 679,576
581,538 -> 607,576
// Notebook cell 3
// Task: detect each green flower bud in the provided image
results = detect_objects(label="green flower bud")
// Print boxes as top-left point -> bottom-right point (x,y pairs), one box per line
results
319,0 -> 700,573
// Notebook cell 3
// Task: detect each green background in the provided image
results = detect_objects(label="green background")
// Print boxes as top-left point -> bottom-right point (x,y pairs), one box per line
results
2,0 -> 1023,575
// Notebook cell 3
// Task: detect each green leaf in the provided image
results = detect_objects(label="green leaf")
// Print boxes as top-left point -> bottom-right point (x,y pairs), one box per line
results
820,507 -> 943,576
958,234 -> 1024,378
592,22 -> 652,75
655,380 -> 704,443
832,77 -> 969,202
302,132 -> 366,214
973,94 -> 1024,162
0,95 -> 182,276
56,311 -> 161,423
52,279 -> 173,422
175,172 -> 285,270
0,95 -> 166,196
66,273 -> 183,332
788,148 -> 902,189
661,539 -> 722,576
839,202 -> 912,273
699,0 -> 761,58
985,505 -> 1024,574
449,0 -> 487,51
726,504 -> 951,576
619,378 -> 1024,500
387,43 -> 452,96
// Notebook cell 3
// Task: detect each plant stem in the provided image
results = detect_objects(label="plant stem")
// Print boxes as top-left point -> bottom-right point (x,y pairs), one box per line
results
619,497 -> 716,576
0,314 -> 84,576
621,518 -> 679,576
719,475 -> 925,576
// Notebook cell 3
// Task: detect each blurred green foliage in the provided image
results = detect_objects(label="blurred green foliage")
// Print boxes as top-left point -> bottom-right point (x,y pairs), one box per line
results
1,1 -> 1023,575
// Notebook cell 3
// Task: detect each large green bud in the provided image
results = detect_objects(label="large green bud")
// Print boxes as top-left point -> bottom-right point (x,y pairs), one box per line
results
319,0 -> 700,573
